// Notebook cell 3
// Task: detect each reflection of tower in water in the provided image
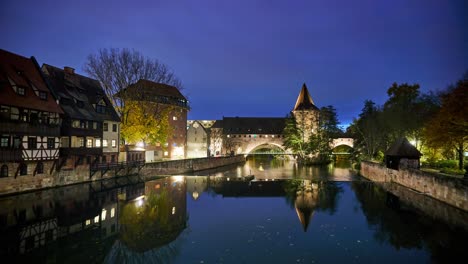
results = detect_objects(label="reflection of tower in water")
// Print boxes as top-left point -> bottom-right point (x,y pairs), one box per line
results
185,176 -> 209,201
294,180 -> 319,232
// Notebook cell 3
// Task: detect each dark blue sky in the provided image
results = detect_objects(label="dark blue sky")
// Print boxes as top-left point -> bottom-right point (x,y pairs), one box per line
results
1,0 -> 467,127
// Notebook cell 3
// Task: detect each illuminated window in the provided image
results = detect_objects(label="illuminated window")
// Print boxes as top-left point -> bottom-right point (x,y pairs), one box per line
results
164,151 -> 169,156
103,140 -> 108,147
78,137 -> 85,147
173,116 -> 177,121
172,207 -> 176,215
111,140 -> 116,148
101,209 -> 107,221
87,139 -> 93,148
95,139 -> 101,147
85,219 -> 91,226
94,215 -> 99,223
110,208 -> 115,218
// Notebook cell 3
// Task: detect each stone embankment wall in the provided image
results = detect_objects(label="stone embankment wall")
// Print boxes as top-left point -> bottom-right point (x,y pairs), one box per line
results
140,155 -> 245,176
0,155 -> 245,196
361,161 -> 468,211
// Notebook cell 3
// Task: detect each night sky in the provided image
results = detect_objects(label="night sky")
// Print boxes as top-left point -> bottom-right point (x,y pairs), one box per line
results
1,0 -> 467,127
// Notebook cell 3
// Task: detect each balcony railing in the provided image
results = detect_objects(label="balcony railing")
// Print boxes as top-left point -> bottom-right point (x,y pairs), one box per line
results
0,121 -> 60,137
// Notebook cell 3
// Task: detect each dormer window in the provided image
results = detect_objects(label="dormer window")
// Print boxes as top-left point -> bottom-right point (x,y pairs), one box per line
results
96,99 -> 106,113
39,91 -> 47,100
17,87 -> 25,96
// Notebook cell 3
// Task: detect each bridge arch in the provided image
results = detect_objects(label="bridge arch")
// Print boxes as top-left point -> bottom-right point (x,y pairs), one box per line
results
243,142 -> 287,155
331,138 -> 354,149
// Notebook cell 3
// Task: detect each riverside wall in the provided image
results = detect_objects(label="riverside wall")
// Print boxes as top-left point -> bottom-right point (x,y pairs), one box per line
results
360,161 -> 468,211
140,155 -> 245,176
0,155 -> 245,196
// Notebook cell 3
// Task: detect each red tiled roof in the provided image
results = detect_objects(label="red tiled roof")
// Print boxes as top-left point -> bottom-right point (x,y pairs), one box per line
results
0,49 -> 63,114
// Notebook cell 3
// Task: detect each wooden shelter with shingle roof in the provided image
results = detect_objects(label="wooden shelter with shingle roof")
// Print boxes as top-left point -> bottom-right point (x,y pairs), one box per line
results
385,137 -> 422,170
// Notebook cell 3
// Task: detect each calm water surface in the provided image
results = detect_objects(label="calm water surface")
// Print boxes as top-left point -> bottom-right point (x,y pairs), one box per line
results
1,156 -> 467,263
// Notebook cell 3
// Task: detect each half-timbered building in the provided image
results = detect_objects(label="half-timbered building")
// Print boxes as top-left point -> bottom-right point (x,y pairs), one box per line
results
41,64 -> 120,170
0,49 -> 64,178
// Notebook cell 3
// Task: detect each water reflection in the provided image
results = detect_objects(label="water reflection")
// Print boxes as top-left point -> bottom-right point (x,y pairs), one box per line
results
0,176 -> 187,263
352,181 -> 468,263
105,176 -> 187,263
1,158 -> 467,263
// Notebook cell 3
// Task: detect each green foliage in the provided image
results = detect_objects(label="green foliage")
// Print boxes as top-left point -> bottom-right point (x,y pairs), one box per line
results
440,168 -> 465,175
421,159 -> 458,169
282,115 -> 309,160
424,78 -> 468,170
120,100 -> 173,145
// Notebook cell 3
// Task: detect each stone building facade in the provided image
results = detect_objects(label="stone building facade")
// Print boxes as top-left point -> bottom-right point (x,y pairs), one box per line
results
186,120 -> 215,158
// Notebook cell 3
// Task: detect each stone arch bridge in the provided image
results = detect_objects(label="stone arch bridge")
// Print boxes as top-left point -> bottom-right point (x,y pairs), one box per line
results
214,117 -> 353,156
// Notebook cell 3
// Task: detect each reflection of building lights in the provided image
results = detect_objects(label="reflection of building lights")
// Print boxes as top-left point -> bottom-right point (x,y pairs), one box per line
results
173,175 -> 184,183
259,165 -> 264,171
227,177 -> 230,181
155,184 -> 160,189
111,208 -> 115,218
134,195 -> 145,207
136,199 -> 143,207
101,209 -> 107,221
172,207 -> 176,215
192,191 -> 199,200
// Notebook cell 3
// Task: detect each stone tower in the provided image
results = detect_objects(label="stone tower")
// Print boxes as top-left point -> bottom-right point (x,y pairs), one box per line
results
292,83 -> 320,142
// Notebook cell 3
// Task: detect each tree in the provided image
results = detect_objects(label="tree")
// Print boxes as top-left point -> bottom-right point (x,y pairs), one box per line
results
424,78 -> 468,170
84,48 -> 183,145
382,83 -> 421,142
319,105 -> 342,138
283,114 -> 309,160
121,100 -> 173,146
307,106 -> 341,160
348,100 -> 386,160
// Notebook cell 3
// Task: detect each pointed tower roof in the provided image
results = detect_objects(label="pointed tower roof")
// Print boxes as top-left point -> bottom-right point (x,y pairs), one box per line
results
293,83 -> 319,111
294,192 -> 316,232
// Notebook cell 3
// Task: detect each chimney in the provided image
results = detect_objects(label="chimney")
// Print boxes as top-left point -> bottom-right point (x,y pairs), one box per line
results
64,66 -> 75,75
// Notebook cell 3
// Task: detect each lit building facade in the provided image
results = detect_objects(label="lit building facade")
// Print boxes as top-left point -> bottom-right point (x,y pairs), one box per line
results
186,120 -> 215,158
122,79 -> 188,161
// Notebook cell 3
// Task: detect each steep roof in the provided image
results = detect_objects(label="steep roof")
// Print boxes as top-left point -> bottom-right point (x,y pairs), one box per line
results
0,49 -> 63,114
293,83 -> 319,111
295,192 -> 316,232
221,117 -> 286,134
42,64 -> 120,122
385,138 -> 422,157
120,79 -> 188,108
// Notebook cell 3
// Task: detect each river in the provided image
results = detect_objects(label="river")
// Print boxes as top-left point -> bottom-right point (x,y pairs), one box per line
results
1,156 -> 467,263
